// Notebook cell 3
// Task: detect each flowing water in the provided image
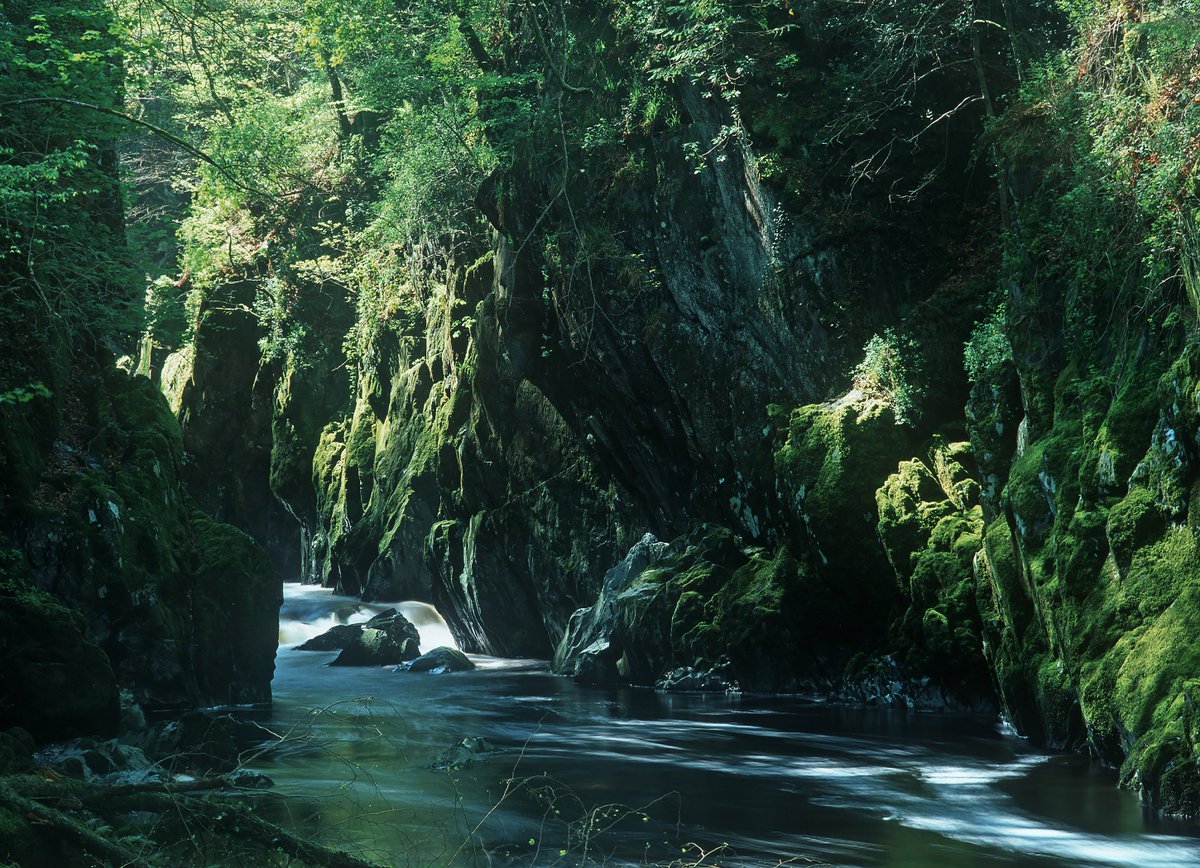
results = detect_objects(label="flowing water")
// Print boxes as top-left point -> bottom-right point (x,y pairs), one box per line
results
262,583 -> 1200,866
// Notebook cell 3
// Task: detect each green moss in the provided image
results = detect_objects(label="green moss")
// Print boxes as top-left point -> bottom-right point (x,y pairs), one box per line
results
1032,653 -> 1081,748
707,545 -> 810,689
876,458 -> 943,583
1055,508 -> 1108,598
1106,486 -> 1166,574
775,396 -> 912,610
1006,437 -> 1059,545
921,607 -> 951,653
872,441 -> 989,696
1088,366 -> 1163,493
1113,585 -> 1200,738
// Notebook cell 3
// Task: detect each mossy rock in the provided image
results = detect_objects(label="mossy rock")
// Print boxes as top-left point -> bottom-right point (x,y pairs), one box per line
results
0,550 -> 119,741
1106,486 -> 1166,574
775,395 -> 912,609
185,514 -> 282,704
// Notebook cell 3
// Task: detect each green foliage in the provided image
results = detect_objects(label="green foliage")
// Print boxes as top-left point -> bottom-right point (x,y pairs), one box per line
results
0,1 -> 139,340
852,329 -> 923,425
254,276 -> 308,363
142,276 -> 190,350
0,382 -> 51,406
964,303 -> 1013,382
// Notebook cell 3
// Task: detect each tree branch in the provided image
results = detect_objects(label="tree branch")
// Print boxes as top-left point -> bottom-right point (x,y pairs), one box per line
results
1,97 -> 263,196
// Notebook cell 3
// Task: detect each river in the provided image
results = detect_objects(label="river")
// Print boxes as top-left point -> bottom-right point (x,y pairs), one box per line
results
260,583 -> 1200,866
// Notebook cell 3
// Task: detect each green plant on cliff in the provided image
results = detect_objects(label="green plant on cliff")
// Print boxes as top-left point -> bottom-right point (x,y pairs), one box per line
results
964,303 -> 1012,382
852,330 -> 923,425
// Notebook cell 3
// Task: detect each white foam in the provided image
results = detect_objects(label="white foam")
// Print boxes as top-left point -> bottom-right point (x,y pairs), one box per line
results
396,601 -> 459,651
277,584 -> 460,652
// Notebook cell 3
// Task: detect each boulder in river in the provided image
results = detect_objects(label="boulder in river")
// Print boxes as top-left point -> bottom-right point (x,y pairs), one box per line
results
331,628 -> 419,666
655,659 -> 740,693
297,608 -> 422,666
294,623 -> 363,651
400,646 -> 475,673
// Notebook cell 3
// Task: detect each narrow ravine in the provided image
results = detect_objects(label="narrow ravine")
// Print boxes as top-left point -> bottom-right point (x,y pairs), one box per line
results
262,584 -> 1200,867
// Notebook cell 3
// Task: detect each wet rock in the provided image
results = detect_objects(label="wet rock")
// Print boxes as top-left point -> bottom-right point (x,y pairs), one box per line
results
429,736 -> 497,771
332,628 -> 419,666
655,659 -> 740,693
554,534 -> 671,686
295,623 -> 364,651
35,737 -> 160,784
297,608 -> 416,652
327,610 -> 421,666
837,655 -> 996,713
400,646 -> 475,673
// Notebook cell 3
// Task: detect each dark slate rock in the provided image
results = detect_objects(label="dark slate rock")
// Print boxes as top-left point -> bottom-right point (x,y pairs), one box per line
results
400,646 -> 475,673
326,611 -> 421,666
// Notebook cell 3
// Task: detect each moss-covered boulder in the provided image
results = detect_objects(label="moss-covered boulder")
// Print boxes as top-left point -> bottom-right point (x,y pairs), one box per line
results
872,440 -> 991,705
774,395 -> 912,616
327,610 -> 421,666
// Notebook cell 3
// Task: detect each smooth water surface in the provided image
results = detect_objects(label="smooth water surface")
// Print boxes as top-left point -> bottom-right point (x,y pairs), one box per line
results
259,584 -> 1200,866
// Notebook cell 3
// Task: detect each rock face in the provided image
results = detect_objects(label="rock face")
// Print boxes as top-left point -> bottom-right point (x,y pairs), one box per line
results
0,559 -> 120,741
554,525 -> 860,693
0,360 -> 280,726
554,534 -> 672,687
161,281 -> 302,578
160,279 -> 354,586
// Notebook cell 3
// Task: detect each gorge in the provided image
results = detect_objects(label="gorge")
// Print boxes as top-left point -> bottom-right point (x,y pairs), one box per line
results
2,0 -> 1200,863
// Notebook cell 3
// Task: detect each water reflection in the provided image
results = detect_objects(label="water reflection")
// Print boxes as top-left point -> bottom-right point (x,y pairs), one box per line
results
264,584 -> 1200,866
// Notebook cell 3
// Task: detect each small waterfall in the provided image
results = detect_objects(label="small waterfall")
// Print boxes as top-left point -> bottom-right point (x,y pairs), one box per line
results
277,583 -> 458,652
396,601 -> 458,652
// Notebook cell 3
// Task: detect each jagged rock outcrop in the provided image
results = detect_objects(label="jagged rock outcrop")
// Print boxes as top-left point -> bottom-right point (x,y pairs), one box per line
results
161,281 -> 300,576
